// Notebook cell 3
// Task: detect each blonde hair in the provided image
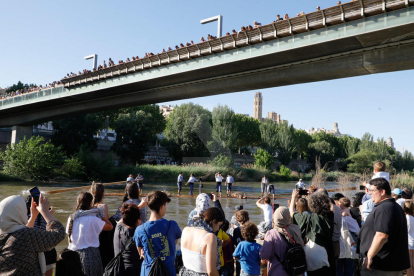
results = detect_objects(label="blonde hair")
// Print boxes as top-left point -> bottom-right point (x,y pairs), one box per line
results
374,161 -> 386,172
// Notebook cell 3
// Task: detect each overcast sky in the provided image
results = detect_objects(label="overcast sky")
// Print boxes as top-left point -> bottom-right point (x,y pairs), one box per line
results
1,0 -> 413,153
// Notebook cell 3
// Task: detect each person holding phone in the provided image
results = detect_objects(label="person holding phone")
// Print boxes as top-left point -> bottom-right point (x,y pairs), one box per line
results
0,194 -> 66,276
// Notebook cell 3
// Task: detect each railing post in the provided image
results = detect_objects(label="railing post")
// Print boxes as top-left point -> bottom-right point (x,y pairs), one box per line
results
406,0 -> 409,8
207,41 -> 212,53
382,0 -> 386,12
359,0 -> 365,17
245,32 -> 250,45
175,50 -> 180,61
304,15 -> 310,31
218,38 -> 224,50
157,54 -> 161,65
195,45 -> 201,56
287,19 -> 293,34
272,23 -> 278,38
257,28 -> 263,41
166,52 -> 171,63
340,4 -> 346,21
321,10 -> 326,26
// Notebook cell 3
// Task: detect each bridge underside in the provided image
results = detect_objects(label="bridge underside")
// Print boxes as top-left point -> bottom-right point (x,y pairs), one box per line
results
2,21 -> 414,127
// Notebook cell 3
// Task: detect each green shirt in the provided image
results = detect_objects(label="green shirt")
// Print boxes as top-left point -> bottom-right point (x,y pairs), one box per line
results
292,212 -> 333,249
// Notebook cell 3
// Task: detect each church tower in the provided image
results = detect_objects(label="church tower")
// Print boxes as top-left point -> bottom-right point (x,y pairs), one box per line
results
254,92 -> 263,121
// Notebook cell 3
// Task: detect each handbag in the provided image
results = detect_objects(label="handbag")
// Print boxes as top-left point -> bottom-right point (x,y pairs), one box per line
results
103,237 -> 133,276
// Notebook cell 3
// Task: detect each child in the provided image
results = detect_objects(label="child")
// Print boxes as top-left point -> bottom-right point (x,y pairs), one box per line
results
233,222 -> 263,276
221,220 -> 234,276
339,197 -> 352,217
363,161 -> 390,203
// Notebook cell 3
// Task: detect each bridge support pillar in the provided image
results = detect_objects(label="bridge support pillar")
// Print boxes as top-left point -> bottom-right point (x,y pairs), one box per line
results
11,126 -> 32,144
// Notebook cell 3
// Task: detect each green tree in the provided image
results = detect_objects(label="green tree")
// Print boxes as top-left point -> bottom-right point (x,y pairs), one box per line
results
165,103 -> 212,162
234,114 -> 261,154
347,149 -> 379,173
74,144 -> 115,181
280,165 -> 292,177
61,156 -> 85,179
260,119 -> 279,154
276,123 -> 296,165
0,136 -> 65,180
254,148 -> 274,170
52,114 -> 102,156
208,154 -> 234,167
6,81 -> 36,93
210,105 -> 237,154
294,129 -> 312,159
307,140 -> 336,169
111,105 -> 166,164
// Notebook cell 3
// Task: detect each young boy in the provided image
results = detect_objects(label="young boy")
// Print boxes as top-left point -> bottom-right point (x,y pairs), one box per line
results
339,197 -> 352,217
233,222 -> 263,276
233,210 -> 250,276
134,191 -> 182,276
363,161 -> 390,202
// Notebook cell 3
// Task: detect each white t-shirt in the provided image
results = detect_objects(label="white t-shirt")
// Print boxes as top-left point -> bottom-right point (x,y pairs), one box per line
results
126,177 -> 134,182
226,176 -> 234,183
407,214 -> 414,249
215,175 -> 223,182
66,216 -> 105,250
296,181 -> 305,189
188,176 -> 197,183
262,178 -> 268,185
397,198 -> 406,207
260,204 -> 273,222
372,171 -> 390,182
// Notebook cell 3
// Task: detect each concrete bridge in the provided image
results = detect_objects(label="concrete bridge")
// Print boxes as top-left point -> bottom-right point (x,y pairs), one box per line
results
2,0 -> 414,143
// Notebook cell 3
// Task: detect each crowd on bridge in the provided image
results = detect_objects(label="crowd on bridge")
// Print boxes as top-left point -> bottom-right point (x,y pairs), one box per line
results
1,161 -> 414,276
0,81 -> 63,100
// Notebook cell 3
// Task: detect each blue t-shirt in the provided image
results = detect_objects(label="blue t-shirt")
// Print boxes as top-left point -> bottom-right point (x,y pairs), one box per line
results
134,219 -> 182,276
233,241 -> 262,275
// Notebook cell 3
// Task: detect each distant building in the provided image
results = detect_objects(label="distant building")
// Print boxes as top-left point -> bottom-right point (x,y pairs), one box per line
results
386,137 -> 395,150
267,111 -> 288,125
306,122 -> 343,137
160,104 -> 174,117
253,92 -> 263,121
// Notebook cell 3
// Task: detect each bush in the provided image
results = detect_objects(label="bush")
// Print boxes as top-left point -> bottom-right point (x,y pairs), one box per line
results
0,136 -> 65,180
208,154 -> 233,167
280,165 -> 292,178
254,149 -> 274,170
61,157 -> 85,179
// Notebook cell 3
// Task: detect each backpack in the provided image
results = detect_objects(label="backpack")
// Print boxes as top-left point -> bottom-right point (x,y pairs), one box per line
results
103,237 -> 133,276
274,228 -> 307,276
143,221 -> 171,276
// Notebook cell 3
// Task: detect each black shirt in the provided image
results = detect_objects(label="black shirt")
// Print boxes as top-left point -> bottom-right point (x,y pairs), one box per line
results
350,206 -> 362,227
359,198 -> 410,271
114,222 -> 142,275
232,227 -> 244,249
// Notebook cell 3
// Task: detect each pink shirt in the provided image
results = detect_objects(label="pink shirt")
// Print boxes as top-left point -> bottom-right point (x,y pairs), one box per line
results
259,229 -> 290,276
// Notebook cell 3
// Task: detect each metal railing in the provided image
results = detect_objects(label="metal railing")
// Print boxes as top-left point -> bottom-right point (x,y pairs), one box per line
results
60,0 -> 413,88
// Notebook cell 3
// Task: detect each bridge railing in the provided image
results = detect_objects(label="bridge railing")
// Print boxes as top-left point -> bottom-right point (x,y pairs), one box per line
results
0,86 -> 64,108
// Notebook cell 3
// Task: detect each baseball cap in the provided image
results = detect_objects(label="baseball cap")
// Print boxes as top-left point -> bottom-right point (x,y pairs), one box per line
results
392,188 -> 402,196
235,205 -> 243,211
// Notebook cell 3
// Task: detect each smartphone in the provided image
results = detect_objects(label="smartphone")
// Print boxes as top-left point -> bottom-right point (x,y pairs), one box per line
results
273,203 -> 280,212
29,186 -> 41,205
360,185 -> 365,190
298,189 -> 309,196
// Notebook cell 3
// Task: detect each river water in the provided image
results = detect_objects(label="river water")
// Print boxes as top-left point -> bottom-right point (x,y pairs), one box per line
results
0,181 -> 339,253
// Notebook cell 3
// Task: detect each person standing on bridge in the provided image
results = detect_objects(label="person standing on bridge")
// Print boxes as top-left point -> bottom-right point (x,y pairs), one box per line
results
135,174 -> 145,194
261,175 -> 269,197
215,172 -> 223,197
177,172 -> 184,196
186,174 -> 199,196
225,174 -> 234,198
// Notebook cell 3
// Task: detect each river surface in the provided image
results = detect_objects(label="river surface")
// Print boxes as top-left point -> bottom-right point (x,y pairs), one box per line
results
0,181 -> 339,253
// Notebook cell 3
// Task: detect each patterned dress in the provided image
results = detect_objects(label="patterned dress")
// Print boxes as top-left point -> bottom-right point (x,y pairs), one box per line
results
0,220 -> 65,276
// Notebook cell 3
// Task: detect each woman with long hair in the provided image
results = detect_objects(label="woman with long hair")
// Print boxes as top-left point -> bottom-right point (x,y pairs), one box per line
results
113,203 -> 142,275
90,182 -> 109,219
180,207 -> 225,276
111,182 -> 147,224
66,192 -> 113,276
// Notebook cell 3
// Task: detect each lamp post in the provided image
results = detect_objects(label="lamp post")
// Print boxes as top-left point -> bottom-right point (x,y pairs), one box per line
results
200,15 -> 223,38
84,54 -> 98,70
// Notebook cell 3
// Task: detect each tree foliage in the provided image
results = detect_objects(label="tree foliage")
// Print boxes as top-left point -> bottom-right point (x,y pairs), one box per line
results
254,148 -> 274,170
260,119 -> 279,154
347,149 -> 379,173
165,103 -> 212,162
6,81 -> 36,93
0,136 -> 65,180
276,123 -> 296,165
234,114 -> 261,154
111,105 -> 166,164
208,154 -> 234,167
294,129 -> 312,159
210,105 -> 237,154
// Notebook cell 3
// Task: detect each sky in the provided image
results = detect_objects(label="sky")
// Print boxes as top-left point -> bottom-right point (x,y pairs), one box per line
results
0,0 -> 413,153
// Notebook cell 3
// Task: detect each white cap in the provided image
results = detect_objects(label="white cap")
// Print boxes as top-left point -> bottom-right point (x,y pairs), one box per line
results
299,179 -> 302,181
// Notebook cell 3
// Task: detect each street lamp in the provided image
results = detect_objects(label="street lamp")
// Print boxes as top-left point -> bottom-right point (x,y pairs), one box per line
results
200,15 -> 223,38
84,54 -> 98,70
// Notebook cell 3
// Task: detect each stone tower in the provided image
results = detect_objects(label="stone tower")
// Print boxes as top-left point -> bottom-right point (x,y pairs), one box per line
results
333,122 -> 339,133
386,137 -> 395,150
254,92 -> 263,120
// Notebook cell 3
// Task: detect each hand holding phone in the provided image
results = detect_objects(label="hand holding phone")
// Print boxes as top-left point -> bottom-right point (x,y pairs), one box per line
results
29,186 -> 41,205
273,203 -> 280,212
298,189 -> 309,196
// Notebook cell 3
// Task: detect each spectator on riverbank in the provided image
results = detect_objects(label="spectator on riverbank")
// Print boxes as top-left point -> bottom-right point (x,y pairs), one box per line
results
0,194 -> 65,276
113,203 -> 142,275
111,182 -> 147,224
404,201 -> 414,276
225,174 -> 234,197
261,175 -> 269,197
221,220 -> 234,276
66,192 -> 113,276
180,207 -> 224,276
359,178 -> 410,275
256,196 -> 273,238
290,190 -> 333,275
260,206 -> 304,276
392,188 -> 405,207
233,222 -> 263,276
134,191 -> 182,276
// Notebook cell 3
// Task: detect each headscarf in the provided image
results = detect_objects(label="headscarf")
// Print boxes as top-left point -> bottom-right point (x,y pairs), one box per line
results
273,206 -> 304,247
0,195 -> 28,234
194,193 -> 211,217
0,195 -> 47,273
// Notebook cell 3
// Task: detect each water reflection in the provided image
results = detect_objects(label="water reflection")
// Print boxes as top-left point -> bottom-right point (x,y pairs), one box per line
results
0,181 -> 339,253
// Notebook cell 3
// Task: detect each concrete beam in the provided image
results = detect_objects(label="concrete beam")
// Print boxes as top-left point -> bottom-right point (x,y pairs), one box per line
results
1,41 -> 414,127
11,126 -> 32,144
